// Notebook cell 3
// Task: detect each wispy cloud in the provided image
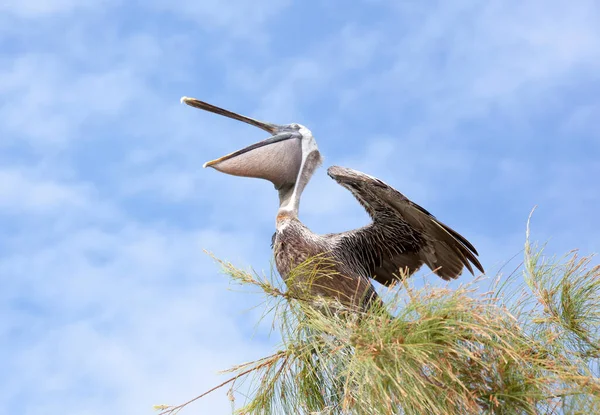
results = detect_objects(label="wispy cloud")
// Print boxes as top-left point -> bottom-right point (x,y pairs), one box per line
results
0,169 -> 89,213
0,0 -> 107,18
151,0 -> 292,38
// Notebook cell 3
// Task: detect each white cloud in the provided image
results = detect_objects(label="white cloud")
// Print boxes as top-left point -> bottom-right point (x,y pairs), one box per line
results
0,169 -> 89,213
0,0 -> 110,18
150,0 -> 292,38
333,0 -> 600,128
0,53 -> 146,147
1,214 -> 272,413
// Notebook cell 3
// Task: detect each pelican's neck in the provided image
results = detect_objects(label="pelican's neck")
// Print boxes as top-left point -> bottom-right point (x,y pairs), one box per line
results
276,138 -> 322,225
277,184 -> 298,221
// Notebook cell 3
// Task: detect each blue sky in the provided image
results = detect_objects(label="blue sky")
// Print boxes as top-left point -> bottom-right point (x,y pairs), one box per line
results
1,0 -> 599,413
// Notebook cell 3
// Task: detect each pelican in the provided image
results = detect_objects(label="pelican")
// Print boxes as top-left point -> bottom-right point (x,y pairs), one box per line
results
182,97 -> 484,310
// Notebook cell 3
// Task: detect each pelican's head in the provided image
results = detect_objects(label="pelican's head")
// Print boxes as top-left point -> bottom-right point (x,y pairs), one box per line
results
181,97 -> 322,206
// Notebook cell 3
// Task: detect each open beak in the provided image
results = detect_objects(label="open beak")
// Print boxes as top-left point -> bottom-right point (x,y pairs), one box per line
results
181,96 -> 294,167
181,96 -> 303,187
202,131 -> 298,168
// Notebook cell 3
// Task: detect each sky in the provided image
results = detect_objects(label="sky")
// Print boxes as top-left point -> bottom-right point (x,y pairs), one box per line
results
1,0 -> 599,413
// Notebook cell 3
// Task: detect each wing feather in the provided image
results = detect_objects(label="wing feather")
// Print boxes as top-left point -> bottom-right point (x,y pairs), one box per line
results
327,166 -> 484,285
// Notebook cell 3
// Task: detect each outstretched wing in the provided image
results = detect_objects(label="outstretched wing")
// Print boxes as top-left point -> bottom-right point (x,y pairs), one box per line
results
326,166 -> 484,285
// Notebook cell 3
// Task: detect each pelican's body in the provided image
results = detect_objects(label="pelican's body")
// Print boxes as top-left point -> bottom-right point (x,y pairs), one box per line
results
182,97 -> 484,310
273,214 -> 379,309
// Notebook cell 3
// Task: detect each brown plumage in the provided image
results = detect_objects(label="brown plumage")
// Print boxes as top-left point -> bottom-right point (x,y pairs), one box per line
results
327,166 -> 483,284
181,96 -> 484,310
271,167 -> 483,309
